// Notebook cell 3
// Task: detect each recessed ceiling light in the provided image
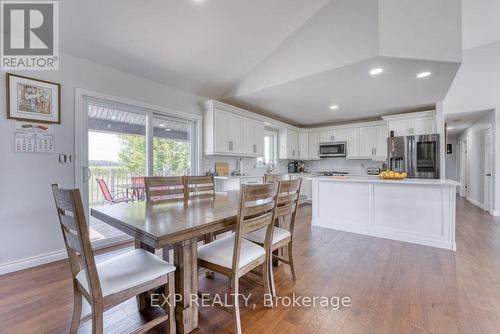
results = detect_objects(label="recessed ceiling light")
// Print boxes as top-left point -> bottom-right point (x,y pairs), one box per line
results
417,71 -> 431,78
330,105 -> 339,110
158,123 -> 165,127
447,126 -> 454,130
369,68 -> 383,75
165,128 -> 172,132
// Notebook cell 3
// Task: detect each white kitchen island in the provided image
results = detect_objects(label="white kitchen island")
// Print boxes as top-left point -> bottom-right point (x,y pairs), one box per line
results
310,177 -> 460,250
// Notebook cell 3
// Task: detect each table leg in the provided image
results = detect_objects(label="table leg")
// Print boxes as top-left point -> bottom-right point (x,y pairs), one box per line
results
173,238 -> 199,334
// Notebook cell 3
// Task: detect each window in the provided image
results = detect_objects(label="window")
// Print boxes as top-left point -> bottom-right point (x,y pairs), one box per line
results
257,130 -> 277,168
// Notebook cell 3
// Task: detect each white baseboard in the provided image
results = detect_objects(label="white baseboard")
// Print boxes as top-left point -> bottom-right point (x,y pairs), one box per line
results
0,249 -> 67,275
466,196 -> 484,210
492,210 -> 500,217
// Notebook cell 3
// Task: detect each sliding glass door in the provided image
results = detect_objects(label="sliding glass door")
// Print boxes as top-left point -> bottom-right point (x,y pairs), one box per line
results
79,96 -> 197,247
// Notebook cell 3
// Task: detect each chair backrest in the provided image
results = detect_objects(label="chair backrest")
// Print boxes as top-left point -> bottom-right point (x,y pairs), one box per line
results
96,178 -> 113,202
183,176 -> 215,198
276,179 -> 302,236
51,184 -> 102,301
144,176 -> 184,202
264,174 -> 290,183
232,183 -> 279,272
131,176 -> 145,186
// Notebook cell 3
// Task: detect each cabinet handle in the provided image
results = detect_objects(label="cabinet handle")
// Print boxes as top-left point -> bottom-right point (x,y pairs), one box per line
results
253,144 -> 257,153
228,141 -> 233,151
292,149 -> 295,156
374,148 -> 377,156
298,150 -> 301,157
331,136 -> 335,141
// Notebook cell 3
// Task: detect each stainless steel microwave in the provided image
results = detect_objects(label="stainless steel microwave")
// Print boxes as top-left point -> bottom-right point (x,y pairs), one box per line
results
319,142 -> 346,157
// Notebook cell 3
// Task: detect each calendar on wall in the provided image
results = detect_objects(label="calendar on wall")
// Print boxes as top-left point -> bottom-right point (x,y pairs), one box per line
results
14,121 -> 55,153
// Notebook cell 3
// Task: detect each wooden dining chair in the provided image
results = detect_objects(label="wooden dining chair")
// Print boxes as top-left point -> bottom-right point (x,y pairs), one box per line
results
51,184 -> 176,334
183,175 -> 216,199
264,173 -> 290,183
144,176 -> 185,202
245,179 -> 302,294
197,183 -> 280,334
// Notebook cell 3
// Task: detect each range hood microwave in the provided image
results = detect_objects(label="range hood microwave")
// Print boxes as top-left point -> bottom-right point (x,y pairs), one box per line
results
319,142 -> 346,158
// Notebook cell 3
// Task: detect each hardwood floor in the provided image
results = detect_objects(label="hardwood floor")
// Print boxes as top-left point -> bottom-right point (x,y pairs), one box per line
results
1,197 -> 500,333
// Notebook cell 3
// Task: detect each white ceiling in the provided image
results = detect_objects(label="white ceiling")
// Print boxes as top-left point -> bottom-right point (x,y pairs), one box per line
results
226,57 -> 460,126
462,0 -> 500,49
60,0 -> 330,97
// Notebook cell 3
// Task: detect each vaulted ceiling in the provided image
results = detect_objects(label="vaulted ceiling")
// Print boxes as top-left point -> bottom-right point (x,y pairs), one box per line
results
60,0 -> 492,126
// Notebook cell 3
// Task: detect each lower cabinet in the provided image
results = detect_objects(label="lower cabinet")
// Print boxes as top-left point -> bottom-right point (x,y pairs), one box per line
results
291,174 -> 313,201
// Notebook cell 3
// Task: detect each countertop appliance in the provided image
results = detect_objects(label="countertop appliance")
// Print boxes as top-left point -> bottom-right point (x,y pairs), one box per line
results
319,142 -> 346,157
321,171 -> 349,176
288,161 -> 304,173
387,134 -> 440,179
366,167 -> 381,175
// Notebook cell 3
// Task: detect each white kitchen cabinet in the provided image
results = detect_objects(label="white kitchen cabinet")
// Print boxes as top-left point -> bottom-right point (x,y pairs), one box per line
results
290,174 -> 313,201
298,131 -> 309,160
346,127 -> 360,158
384,111 -> 436,136
204,106 -> 265,157
279,128 -> 300,159
308,132 -> 320,160
320,128 -> 347,143
374,125 -> 388,159
359,127 -> 374,157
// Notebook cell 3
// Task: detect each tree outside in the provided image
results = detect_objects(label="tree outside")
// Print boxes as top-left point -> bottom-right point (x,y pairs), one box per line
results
118,135 -> 191,176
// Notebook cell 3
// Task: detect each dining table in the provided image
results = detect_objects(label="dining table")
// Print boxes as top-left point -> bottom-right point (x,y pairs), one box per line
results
90,192 -> 241,334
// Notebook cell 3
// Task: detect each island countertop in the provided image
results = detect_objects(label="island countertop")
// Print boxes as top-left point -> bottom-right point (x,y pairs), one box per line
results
309,176 -> 460,187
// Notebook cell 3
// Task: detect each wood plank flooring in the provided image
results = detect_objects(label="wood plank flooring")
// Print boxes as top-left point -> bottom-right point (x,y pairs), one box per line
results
1,197 -> 500,333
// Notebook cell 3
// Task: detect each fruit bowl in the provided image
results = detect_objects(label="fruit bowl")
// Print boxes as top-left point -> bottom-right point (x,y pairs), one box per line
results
378,171 -> 407,180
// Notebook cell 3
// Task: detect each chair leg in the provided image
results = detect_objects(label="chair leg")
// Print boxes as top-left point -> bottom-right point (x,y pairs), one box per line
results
70,288 -> 82,334
166,272 -> 176,334
91,302 -> 104,334
288,241 -> 297,281
263,261 -> 274,303
232,276 -> 242,334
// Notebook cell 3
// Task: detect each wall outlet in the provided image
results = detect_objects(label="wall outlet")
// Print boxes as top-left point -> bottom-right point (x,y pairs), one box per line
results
59,154 -> 72,164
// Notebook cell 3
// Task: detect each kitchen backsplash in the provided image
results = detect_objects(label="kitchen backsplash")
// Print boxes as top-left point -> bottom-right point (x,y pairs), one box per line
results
203,156 -> 288,176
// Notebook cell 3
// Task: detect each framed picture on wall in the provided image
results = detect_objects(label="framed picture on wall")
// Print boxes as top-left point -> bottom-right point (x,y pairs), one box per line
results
6,73 -> 61,124
447,143 -> 453,155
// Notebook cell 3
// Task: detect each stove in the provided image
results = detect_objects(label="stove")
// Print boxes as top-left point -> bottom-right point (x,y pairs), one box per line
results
321,171 -> 349,176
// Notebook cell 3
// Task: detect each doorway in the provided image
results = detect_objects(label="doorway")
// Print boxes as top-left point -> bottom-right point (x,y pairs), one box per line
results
484,127 -> 493,213
459,140 -> 468,198
76,90 -> 200,248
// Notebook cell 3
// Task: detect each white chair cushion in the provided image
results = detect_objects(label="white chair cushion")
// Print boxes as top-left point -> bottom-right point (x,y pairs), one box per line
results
76,249 -> 176,297
198,235 -> 265,269
245,227 -> 291,245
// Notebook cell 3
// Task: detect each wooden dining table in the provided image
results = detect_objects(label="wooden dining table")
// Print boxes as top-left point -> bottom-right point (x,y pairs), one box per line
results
90,192 -> 240,334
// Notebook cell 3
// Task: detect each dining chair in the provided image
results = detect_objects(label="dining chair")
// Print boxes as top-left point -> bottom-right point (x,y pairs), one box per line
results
131,176 -> 145,201
96,178 -> 134,205
144,176 -> 185,202
197,183 -> 280,334
245,179 -> 302,295
51,184 -> 177,334
183,175 -> 216,199
264,173 -> 290,183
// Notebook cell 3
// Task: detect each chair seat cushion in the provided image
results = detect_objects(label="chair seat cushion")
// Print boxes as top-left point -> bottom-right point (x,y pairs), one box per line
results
76,249 -> 176,297
198,235 -> 265,269
245,227 -> 291,245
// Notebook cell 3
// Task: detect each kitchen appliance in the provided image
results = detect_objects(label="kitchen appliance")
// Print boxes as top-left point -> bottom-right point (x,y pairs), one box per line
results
319,142 -> 346,157
288,161 -> 304,173
321,171 -> 349,176
387,134 -> 440,179
366,167 -> 381,175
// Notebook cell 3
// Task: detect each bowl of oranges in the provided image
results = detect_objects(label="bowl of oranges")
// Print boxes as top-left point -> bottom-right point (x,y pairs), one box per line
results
378,170 -> 407,180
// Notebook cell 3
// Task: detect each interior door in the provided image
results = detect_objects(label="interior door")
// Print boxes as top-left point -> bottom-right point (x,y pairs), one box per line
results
484,128 -> 493,212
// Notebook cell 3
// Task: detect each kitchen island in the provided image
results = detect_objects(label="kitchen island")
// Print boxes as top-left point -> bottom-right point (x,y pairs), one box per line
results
310,177 -> 460,250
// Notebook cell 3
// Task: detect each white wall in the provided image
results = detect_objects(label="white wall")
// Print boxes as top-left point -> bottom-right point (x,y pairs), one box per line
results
0,52 -> 205,273
457,111 -> 494,208
445,135 -> 459,182
444,41 -> 500,214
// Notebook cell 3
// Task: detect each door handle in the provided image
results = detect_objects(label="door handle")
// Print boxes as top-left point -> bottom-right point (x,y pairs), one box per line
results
83,166 -> 92,182
486,173 -> 492,176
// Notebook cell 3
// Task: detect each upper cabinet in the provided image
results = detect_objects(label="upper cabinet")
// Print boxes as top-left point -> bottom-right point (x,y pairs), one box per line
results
320,128 -> 347,143
383,111 -> 436,137
279,129 -> 299,160
346,123 -> 387,161
298,131 -> 309,160
308,132 -> 320,160
204,103 -> 265,157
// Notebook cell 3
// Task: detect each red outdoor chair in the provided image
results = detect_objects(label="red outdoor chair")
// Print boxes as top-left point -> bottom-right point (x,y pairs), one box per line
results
131,176 -> 145,201
96,178 -> 134,205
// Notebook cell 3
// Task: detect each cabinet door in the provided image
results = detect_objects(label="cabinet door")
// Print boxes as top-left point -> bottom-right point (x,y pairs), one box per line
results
374,125 -> 387,158
228,114 -> 242,153
346,128 -> 360,158
241,118 -> 254,155
287,129 -> 298,158
254,120 -> 265,156
359,127 -> 374,157
298,132 -> 309,159
389,119 -> 410,136
308,132 -> 320,159
411,117 -> 436,135
214,110 -> 230,153
332,128 -> 347,142
320,130 -> 334,143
